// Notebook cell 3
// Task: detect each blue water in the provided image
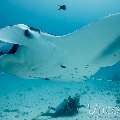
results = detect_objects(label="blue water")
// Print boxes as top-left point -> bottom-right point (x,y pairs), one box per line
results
0,0 -> 120,35
0,1 -> 120,120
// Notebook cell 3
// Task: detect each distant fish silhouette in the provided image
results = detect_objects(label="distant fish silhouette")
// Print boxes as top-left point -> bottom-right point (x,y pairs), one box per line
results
57,5 -> 66,10
0,13 -> 120,81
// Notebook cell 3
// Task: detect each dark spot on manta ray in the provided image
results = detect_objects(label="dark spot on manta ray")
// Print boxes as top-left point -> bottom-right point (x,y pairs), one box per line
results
74,67 -> 78,70
72,76 -> 74,79
84,64 -> 89,68
45,78 -> 50,80
84,66 -> 89,68
3,109 -> 19,113
60,65 -> 67,68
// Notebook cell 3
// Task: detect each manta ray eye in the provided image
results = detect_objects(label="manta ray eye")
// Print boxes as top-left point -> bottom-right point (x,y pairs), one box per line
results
24,29 -> 32,38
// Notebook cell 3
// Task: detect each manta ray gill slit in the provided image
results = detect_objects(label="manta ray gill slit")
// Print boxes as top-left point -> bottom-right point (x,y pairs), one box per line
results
0,41 -> 19,56
8,44 -> 19,54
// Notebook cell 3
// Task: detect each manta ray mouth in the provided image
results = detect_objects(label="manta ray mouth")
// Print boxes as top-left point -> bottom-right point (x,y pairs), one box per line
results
0,41 -> 19,56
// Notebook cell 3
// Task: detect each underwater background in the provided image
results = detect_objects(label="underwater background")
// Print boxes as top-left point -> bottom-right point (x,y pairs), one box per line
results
0,0 -> 120,120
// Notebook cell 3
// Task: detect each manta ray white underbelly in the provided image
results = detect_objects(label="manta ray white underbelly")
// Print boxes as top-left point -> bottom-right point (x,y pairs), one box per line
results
0,13 -> 120,81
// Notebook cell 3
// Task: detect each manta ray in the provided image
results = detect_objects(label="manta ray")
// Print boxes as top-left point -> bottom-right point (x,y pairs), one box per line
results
0,13 -> 120,81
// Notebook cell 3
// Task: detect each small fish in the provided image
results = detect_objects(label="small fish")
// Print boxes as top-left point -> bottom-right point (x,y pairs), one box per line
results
57,5 -> 66,10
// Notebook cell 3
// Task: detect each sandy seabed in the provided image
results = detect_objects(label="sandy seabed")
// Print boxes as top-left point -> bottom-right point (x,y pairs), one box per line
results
0,73 -> 120,120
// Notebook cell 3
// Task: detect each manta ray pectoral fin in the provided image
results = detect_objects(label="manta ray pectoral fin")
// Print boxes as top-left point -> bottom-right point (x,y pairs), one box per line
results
96,36 -> 120,60
45,13 -> 120,80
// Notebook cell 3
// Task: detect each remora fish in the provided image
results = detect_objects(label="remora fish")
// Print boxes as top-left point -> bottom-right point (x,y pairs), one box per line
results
0,13 -> 120,81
